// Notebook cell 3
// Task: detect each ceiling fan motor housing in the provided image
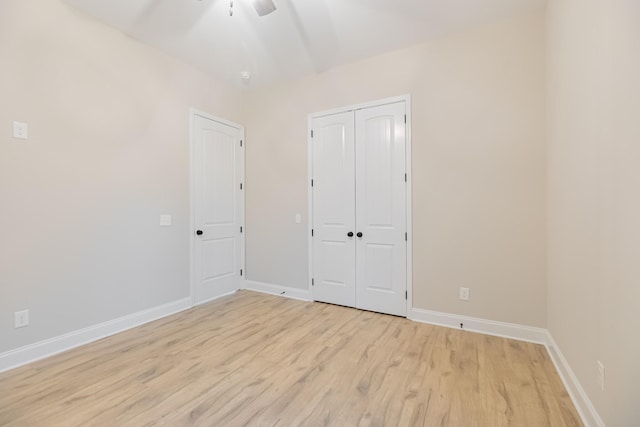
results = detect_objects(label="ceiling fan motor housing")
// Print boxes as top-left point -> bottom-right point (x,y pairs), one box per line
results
252,0 -> 277,16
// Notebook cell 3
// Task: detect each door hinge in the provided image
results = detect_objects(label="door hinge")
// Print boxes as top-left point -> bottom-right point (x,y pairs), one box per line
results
311,229 -> 314,237
240,226 -> 243,233
405,291 -> 408,300
310,130 -> 314,138
405,232 -> 408,241
240,183 -> 243,190
240,140 -> 243,147
404,173 -> 407,182
240,269 -> 243,276
404,114 -> 407,123
311,179 -> 314,187
312,278 -> 315,286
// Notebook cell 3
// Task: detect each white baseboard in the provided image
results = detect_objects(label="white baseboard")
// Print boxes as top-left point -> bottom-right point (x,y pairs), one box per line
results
242,280 -> 312,302
194,289 -> 239,306
411,308 -> 549,345
545,333 -> 605,427
0,297 -> 192,374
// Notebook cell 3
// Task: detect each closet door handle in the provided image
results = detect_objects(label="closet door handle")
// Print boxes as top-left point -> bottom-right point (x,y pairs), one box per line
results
196,230 -> 204,236
347,232 -> 354,237
356,232 -> 363,238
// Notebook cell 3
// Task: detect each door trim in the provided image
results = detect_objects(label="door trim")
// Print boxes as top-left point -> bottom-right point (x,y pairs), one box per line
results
307,94 -> 413,317
189,108 -> 245,307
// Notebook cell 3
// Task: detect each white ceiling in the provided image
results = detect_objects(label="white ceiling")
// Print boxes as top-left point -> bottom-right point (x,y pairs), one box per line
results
64,0 -> 545,87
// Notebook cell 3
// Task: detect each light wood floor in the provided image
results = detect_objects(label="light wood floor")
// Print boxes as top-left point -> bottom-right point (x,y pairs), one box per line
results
0,291 -> 582,427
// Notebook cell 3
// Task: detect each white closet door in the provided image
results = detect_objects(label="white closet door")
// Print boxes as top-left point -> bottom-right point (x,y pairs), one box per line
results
311,112 -> 356,307
355,102 -> 407,316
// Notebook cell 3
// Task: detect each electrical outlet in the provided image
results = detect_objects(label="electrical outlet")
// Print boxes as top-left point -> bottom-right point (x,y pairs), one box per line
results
459,287 -> 470,301
14,310 -> 29,328
597,360 -> 605,391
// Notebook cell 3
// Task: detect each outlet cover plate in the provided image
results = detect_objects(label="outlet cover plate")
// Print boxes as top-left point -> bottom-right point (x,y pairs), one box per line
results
597,360 -> 605,391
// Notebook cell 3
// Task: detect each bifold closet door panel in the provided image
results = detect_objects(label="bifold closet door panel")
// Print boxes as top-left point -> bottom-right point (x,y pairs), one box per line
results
355,102 -> 407,317
311,112 -> 357,307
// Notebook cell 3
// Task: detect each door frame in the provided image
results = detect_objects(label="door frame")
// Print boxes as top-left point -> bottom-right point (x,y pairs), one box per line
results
189,108 -> 245,307
307,94 -> 413,318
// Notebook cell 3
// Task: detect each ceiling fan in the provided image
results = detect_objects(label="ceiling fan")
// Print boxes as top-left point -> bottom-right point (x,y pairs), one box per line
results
251,0 -> 277,16
226,0 -> 277,17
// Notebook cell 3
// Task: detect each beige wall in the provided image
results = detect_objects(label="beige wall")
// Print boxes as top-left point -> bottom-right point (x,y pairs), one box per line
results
0,0 -> 242,353
547,0 -> 640,424
3,1 -> 637,422
243,10 -> 547,327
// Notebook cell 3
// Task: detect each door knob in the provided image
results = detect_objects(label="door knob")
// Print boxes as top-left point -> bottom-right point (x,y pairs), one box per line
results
357,232 -> 363,238
196,230 -> 203,236
347,232 -> 354,237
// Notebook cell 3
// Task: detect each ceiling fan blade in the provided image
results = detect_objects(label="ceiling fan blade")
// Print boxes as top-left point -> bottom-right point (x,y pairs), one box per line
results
252,0 -> 276,16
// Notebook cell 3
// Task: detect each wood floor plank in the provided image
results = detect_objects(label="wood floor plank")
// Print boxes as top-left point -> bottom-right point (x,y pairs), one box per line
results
0,291 -> 583,426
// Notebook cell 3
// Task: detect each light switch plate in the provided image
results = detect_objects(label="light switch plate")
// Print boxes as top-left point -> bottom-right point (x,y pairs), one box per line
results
12,121 -> 28,139
295,214 -> 301,224
14,310 -> 29,328
159,214 -> 172,226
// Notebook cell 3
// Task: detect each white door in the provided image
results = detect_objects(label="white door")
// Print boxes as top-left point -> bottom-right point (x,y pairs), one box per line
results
311,111 -> 356,307
355,103 -> 407,316
192,112 -> 244,305
311,101 -> 407,316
